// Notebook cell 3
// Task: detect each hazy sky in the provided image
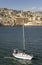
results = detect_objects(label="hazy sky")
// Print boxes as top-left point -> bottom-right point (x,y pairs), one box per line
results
0,0 -> 42,11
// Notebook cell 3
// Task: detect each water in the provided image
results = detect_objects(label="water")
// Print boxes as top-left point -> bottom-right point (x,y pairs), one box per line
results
0,26 -> 42,65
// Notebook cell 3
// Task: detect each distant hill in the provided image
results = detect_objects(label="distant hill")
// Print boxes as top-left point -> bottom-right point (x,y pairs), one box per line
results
0,8 -> 42,26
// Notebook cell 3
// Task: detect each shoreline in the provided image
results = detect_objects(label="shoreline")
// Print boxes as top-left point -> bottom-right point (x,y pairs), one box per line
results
24,24 -> 42,26
0,24 -> 42,27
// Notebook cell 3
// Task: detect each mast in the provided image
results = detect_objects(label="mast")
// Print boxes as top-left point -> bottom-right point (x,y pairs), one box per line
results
23,19 -> 25,50
21,10 -> 25,50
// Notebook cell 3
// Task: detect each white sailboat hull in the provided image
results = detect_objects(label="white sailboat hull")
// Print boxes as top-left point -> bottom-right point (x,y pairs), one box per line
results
13,52 -> 33,60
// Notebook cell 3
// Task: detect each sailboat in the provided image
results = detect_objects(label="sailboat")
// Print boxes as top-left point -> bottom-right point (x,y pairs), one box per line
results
12,18 -> 33,60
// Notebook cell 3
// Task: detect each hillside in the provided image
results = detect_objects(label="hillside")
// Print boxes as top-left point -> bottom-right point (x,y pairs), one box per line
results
0,8 -> 42,26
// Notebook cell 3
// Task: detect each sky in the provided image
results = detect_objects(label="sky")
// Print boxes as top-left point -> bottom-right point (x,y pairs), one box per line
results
0,0 -> 42,11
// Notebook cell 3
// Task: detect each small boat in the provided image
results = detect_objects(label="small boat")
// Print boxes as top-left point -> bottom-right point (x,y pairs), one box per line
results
13,49 -> 33,60
12,20 -> 33,60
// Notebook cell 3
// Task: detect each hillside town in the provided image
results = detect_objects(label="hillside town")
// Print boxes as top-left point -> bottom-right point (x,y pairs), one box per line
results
0,8 -> 42,26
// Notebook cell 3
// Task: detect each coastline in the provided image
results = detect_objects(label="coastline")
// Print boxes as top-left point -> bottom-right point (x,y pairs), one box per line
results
24,24 -> 42,26
0,24 -> 42,27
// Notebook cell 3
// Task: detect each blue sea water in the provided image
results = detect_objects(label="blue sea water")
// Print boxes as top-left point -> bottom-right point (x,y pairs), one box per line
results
0,26 -> 42,65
